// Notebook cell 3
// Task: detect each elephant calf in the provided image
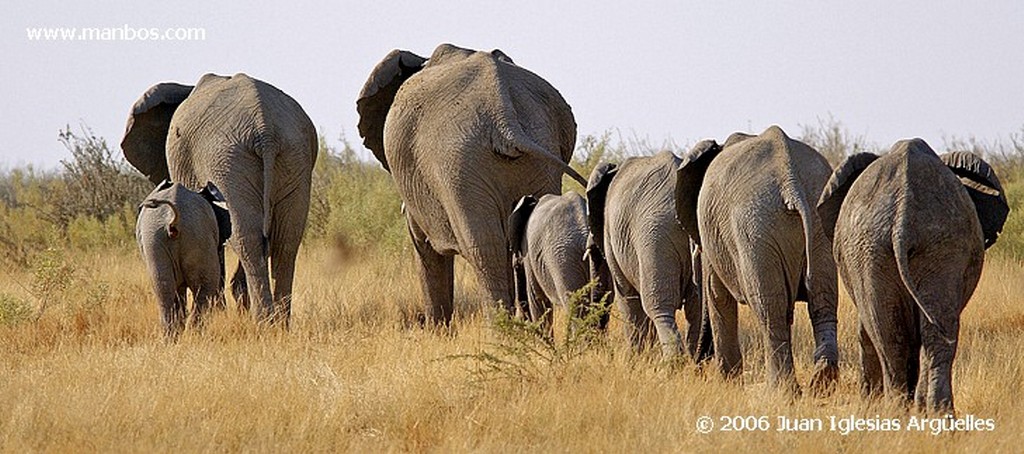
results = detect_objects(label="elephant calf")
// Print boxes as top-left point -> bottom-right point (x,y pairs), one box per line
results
136,181 -> 231,339
818,139 -> 1009,412
509,193 -> 612,332
587,151 -> 708,359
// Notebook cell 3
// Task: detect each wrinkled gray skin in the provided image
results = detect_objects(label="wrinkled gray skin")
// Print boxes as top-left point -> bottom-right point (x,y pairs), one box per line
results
121,73 -> 317,326
509,192 -> 612,332
587,151 -> 708,359
677,126 -> 839,393
136,181 -> 231,339
818,140 -> 1009,412
357,44 -> 584,325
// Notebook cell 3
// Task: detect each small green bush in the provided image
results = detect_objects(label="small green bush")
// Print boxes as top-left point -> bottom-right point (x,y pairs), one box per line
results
305,133 -> 407,254
0,293 -> 32,325
451,282 -> 611,384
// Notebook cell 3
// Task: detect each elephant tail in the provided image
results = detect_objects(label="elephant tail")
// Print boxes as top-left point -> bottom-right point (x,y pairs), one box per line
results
780,173 -> 816,300
261,145 -> 275,256
142,199 -> 180,239
495,122 -> 586,187
491,85 -> 585,187
892,217 -> 957,345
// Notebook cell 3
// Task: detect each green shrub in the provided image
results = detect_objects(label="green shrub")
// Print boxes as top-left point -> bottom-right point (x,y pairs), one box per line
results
990,178 -> 1024,261
450,282 -> 611,384
0,126 -> 148,266
305,133 -> 407,254
0,293 -> 32,325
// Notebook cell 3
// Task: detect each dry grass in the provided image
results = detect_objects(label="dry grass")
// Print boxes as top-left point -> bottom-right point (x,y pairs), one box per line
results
1,244 -> 1022,452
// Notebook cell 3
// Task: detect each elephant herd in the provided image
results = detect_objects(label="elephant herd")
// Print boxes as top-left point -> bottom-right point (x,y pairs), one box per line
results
121,43 -> 1009,413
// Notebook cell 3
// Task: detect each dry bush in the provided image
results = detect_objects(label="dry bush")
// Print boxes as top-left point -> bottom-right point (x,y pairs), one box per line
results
799,115 -> 876,168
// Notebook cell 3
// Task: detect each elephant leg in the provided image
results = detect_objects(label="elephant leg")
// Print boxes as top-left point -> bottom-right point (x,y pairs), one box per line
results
638,260 -> 684,359
464,244 -> 516,316
231,262 -> 250,312
269,236 -> 301,327
866,298 -> 917,404
859,321 -> 884,397
212,246 -> 227,310
526,269 -> 554,335
268,187 -> 310,327
606,250 -> 651,350
513,263 -> 529,320
232,227 -> 274,324
750,295 -> 800,394
409,226 -> 455,326
155,278 -> 186,340
619,293 -> 653,352
705,268 -> 741,379
191,277 -> 222,331
807,229 -> 840,392
589,251 -> 613,331
682,278 -> 703,361
176,286 -> 189,333
737,245 -> 798,393
917,311 -> 960,413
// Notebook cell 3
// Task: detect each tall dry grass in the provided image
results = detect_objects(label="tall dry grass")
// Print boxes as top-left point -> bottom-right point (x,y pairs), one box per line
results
1,243 -> 1021,452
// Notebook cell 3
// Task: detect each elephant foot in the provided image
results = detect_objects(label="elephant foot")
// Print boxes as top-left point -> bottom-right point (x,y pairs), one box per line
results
659,339 -> 686,361
808,361 -> 839,397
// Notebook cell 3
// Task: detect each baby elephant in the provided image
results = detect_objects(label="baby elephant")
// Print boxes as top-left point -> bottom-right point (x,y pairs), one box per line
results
818,139 -> 1009,412
136,181 -> 232,339
509,193 -> 612,332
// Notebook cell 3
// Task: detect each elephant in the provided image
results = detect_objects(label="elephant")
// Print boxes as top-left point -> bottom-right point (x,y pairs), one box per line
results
121,73 -> 317,326
586,151 -> 710,360
676,126 -> 840,393
508,192 -> 612,332
817,139 -> 1009,412
136,181 -> 232,339
356,44 -> 585,325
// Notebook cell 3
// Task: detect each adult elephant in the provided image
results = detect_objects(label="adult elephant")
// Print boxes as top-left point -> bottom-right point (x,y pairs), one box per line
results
676,126 -> 839,394
586,151 -> 710,360
357,44 -> 585,325
121,73 -> 317,325
817,140 -> 1009,412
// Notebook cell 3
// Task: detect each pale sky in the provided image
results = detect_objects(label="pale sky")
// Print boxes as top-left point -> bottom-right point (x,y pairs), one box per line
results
2,1 -> 1022,169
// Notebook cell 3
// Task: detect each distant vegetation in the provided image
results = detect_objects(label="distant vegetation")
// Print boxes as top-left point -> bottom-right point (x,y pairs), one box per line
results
2,119 -> 1023,270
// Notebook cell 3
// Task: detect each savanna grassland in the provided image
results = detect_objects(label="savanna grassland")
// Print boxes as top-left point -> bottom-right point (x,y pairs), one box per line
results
2,124 -> 1024,452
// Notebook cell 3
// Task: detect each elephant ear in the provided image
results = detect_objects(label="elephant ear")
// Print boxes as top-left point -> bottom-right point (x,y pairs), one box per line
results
491,49 -> 515,65
940,151 -> 1010,249
121,83 -> 193,185
508,195 -> 538,258
200,181 -> 232,245
586,163 -> 619,253
816,152 -> 879,244
356,49 -> 427,171
675,139 -> 721,245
